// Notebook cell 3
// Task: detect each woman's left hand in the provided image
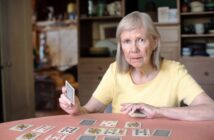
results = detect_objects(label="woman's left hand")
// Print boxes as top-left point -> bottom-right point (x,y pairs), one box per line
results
120,103 -> 160,118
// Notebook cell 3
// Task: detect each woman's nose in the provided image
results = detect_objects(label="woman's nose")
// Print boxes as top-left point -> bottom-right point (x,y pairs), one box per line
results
130,42 -> 138,53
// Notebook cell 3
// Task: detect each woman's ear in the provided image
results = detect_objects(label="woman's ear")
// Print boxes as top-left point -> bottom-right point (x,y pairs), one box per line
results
152,37 -> 158,50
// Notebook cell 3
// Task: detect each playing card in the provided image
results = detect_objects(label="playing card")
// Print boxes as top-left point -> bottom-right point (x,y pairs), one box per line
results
78,135 -> 97,140
103,136 -> 122,140
84,127 -> 107,135
124,122 -> 141,128
132,129 -> 151,136
152,129 -> 171,137
10,124 -> 33,132
16,132 -> 41,140
104,128 -> 127,136
65,80 -> 75,104
100,120 -> 118,127
128,109 -> 147,118
45,133 -> 68,140
80,119 -> 96,126
58,126 -> 79,134
32,125 -> 55,133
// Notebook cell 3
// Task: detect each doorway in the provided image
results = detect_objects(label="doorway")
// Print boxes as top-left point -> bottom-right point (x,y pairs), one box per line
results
33,0 -> 77,117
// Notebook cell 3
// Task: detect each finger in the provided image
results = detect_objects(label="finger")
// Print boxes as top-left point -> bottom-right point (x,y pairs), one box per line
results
130,105 -> 142,114
121,104 -> 133,114
120,103 -> 132,110
59,102 -> 69,109
59,102 -> 69,112
62,86 -> 66,93
60,93 -> 72,105
60,104 -> 73,114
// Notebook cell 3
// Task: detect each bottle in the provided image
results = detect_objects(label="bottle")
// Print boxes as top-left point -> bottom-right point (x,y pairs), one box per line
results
88,0 -> 94,16
181,0 -> 189,12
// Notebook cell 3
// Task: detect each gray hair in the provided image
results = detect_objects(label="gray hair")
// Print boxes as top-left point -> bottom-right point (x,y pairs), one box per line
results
116,11 -> 161,73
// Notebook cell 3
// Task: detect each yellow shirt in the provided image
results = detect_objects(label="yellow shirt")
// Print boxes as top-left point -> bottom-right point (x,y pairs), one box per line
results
92,59 -> 204,113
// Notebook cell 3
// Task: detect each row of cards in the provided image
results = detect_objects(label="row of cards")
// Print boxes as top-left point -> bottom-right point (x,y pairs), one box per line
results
9,120 -> 142,132
85,127 -> 171,137
80,119 -> 142,128
10,121 -> 171,140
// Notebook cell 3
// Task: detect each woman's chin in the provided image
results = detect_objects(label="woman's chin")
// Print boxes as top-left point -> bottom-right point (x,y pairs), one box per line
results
130,62 -> 143,68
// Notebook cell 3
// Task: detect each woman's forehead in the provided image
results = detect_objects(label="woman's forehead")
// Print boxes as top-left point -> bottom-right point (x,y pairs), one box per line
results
120,28 -> 147,37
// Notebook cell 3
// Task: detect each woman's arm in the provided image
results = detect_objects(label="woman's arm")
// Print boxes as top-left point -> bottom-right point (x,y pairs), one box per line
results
59,87 -> 106,115
83,97 -> 107,113
121,92 -> 214,121
158,92 -> 214,121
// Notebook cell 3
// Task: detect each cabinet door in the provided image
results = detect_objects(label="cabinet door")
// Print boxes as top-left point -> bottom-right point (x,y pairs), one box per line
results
157,26 -> 180,60
0,0 -> 35,121
78,58 -> 114,105
201,84 -> 214,100
182,58 -> 214,84
160,46 -> 179,61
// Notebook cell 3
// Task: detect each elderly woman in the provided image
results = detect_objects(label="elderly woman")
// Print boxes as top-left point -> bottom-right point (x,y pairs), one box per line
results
59,11 -> 214,121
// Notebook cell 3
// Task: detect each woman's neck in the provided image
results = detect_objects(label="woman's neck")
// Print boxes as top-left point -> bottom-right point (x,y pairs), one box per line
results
131,65 -> 158,84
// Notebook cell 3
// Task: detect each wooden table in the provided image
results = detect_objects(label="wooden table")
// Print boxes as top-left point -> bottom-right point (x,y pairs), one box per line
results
0,113 -> 214,140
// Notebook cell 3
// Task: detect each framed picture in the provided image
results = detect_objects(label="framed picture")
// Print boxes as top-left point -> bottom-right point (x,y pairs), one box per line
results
99,23 -> 118,40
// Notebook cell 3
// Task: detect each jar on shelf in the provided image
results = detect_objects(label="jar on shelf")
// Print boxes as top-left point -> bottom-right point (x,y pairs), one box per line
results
181,0 -> 190,12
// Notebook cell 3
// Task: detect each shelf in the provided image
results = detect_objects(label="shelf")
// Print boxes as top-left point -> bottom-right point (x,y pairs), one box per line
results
181,56 -> 214,60
181,11 -> 214,16
80,57 -> 115,60
79,16 -> 123,20
181,34 -> 214,38
154,22 -> 180,26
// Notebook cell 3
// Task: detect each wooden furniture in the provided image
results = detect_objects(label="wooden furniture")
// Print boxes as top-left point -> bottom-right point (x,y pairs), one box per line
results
157,24 -> 180,61
77,0 -> 214,104
181,57 -> 214,99
77,0 -> 180,105
179,1 -> 214,99
1,113 -> 214,140
78,58 -> 114,105
0,0 -> 35,122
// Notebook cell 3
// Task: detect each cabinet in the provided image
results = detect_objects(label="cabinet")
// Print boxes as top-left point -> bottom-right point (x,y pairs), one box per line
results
78,58 -> 114,105
157,25 -> 180,61
179,0 -> 214,99
181,57 -> 214,99
77,0 -> 180,104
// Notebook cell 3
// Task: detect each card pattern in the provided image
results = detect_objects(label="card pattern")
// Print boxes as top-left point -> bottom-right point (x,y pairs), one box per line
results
100,120 -> 118,127
78,135 -> 97,140
65,80 -> 75,105
16,132 -> 41,140
152,129 -> 171,137
45,133 -> 68,140
124,122 -> 141,128
132,129 -> 151,136
58,126 -> 79,135
10,124 -> 33,132
32,125 -> 55,133
79,119 -> 96,126
84,127 -> 127,136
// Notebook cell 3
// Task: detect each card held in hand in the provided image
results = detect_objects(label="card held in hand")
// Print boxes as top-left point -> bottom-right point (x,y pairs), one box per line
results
65,80 -> 75,105
129,109 -> 147,118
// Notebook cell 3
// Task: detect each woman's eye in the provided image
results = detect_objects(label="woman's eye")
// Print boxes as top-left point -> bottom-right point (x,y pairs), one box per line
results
137,38 -> 144,45
123,40 -> 130,44
139,38 -> 144,43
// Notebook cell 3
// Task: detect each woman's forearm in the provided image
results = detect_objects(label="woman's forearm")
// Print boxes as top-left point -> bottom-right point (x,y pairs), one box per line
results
156,104 -> 214,121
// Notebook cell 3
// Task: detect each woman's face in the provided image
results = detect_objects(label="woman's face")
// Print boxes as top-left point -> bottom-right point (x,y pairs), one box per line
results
120,27 -> 156,69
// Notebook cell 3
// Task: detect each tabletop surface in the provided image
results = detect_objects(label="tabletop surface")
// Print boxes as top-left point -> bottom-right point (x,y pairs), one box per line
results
0,113 -> 214,140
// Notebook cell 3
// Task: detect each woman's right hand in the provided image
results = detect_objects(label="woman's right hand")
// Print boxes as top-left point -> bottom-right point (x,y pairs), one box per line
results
59,86 -> 81,115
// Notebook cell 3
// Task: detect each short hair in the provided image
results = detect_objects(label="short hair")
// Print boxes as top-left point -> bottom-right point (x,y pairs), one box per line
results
116,11 -> 161,73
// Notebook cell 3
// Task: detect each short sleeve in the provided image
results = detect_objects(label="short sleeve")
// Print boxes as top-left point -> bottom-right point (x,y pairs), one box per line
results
176,63 -> 204,105
92,62 -> 116,105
